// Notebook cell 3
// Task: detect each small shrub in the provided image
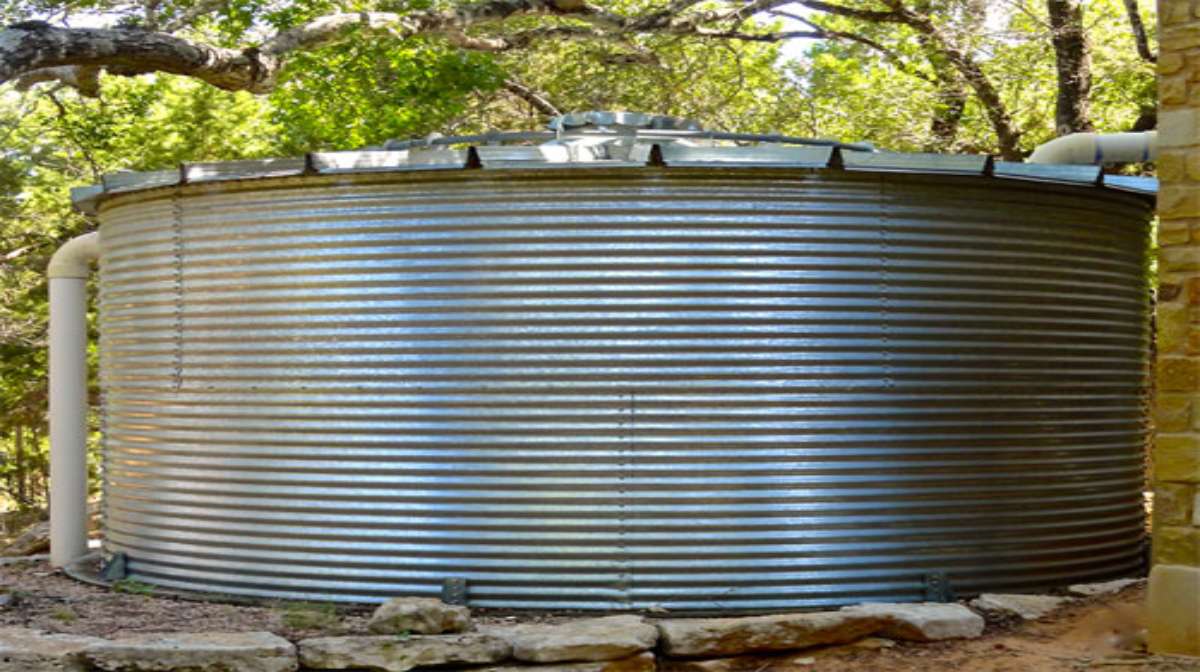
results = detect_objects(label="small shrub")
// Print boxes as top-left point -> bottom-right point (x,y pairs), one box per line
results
280,601 -> 339,630
50,606 -> 78,623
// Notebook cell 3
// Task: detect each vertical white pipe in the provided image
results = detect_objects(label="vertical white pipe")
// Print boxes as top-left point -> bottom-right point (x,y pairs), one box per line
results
48,231 -> 100,567
49,277 -> 89,566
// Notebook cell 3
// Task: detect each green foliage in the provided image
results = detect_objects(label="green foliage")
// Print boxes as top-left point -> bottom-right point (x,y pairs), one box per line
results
504,35 -> 793,135
782,0 -> 1156,153
50,605 -> 79,622
113,578 -> 155,595
271,39 -> 506,151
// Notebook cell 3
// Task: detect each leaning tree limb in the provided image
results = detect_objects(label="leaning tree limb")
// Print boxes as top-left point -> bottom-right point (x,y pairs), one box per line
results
1120,0 -> 1156,63
504,79 -> 561,115
875,0 -> 1023,159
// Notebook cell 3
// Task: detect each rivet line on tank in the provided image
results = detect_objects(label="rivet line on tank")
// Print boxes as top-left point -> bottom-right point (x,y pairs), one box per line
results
170,194 -> 184,392
617,390 -> 634,606
880,176 -> 891,391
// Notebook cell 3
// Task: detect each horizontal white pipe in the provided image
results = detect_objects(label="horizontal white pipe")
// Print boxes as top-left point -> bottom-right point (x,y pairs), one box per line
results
48,231 -> 100,567
1028,131 -> 1158,165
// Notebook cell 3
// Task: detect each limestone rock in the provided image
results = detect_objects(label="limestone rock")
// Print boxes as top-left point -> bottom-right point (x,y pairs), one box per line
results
84,632 -> 297,672
368,597 -> 470,635
0,627 -> 106,672
298,633 -> 510,672
969,594 -> 1070,620
474,652 -> 656,672
1146,564 -> 1200,656
840,603 -> 984,641
1066,579 -> 1144,598
0,521 -> 48,557
484,615 -> 658,663
655,611 -> 888,657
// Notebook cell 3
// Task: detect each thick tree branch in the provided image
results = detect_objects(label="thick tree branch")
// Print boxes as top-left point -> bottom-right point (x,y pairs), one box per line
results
794,0 -> 904,22
0,1 -> 630,94
504,79 -> 560,115
0,0 -> 824,97
0,22 -> 274,92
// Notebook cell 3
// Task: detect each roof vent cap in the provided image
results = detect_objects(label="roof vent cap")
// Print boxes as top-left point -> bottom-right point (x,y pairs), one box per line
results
548,111 -> 702,133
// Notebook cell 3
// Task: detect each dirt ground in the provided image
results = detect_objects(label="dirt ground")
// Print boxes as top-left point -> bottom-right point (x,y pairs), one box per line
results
0,557 -> 564,640
705,588 -> 1200,672
0,558 -> 1196,671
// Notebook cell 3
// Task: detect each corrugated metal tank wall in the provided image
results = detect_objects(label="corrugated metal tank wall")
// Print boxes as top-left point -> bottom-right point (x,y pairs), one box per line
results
96,168 -> 1151,610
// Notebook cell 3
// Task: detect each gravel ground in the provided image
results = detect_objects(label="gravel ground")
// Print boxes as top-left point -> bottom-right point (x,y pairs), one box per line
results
0,557 -> 568,639
0,558 -> 1196,671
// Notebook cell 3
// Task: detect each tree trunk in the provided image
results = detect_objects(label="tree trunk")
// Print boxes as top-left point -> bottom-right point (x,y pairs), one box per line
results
1047,0 -> 1094,135
13,425 -> 26,507
923,51 -> 968,151
928,87 -> 967,151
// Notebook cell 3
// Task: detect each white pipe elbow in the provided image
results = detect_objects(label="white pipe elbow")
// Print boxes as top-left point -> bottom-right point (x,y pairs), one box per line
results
48,231 -> 100,279
1028,131 -> 1158,165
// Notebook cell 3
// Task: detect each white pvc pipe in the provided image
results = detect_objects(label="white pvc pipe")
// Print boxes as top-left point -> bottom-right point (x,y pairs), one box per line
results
48,231 -> 100,567
1028,131 -> 1158,165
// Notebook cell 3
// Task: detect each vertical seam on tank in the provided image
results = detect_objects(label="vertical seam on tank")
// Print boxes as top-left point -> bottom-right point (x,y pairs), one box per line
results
97,243 -> 110,559
171,192 -> 184,392
618,390 -> 633,607
881,176 -> 891,392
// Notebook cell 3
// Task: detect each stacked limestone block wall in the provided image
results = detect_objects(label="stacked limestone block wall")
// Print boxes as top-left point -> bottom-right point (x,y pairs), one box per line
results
1149,0 -> 1200,656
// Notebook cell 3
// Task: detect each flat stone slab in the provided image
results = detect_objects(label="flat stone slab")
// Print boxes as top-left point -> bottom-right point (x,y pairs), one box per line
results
298,633 -> 510,672
655,611 -> 889,657
840,603 -> 984,641
368,597 -> 470,635
1066,579 -> 1144,597
0,627 -> 106,672
475,652 -> 656,672
484,615 -> 658,663
969,594 -> 1071,620
84,631 -> 297,672
1147,564 -> 1200,656
659,650 -> 825,672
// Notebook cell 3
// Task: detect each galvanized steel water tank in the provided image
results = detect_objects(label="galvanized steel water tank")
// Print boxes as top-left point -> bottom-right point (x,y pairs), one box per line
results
73,113 -> 1157,611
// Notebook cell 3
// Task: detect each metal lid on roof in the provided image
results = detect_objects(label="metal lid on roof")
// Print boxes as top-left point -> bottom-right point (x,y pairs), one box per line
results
70,111 -> 1159,214
547,110 -> 702,132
